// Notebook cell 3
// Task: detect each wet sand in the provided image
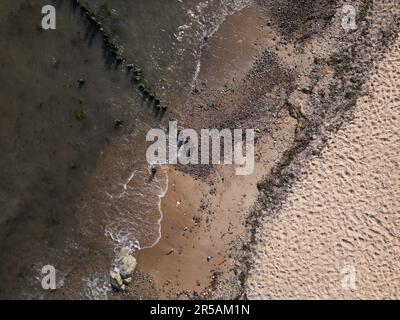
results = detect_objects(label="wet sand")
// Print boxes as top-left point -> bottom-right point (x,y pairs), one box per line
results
138,120 -> 296,299
134,0 -> 325,298
135,3 -> 299,299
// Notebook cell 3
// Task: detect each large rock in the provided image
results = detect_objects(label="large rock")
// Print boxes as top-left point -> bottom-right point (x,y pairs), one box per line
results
115,246 -> 137,279
118,255 -> 137,279
287,90 -> 312,119
109,246 -> 137,290
110,270 -> 124,291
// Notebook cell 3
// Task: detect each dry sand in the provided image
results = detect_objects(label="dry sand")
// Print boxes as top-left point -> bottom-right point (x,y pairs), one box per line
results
247,35 -> 400,299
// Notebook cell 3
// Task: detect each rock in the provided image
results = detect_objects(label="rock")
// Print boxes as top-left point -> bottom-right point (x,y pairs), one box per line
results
115,246 -> 137,279
114,119 -> 123,128
287,90 -> 311,119
119,255 -> 137,279
193,216 -> 201,224
117,246 -> 130,259
110,270 -> 124,291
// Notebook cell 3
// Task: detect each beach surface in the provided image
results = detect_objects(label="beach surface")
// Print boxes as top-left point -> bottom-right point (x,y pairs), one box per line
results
1,0 -> 399,300
132,0 -> 400,299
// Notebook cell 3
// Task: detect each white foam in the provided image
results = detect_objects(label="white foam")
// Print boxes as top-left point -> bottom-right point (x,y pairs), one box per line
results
140,164 -> 169,250
82,276 -> 110,300
188,0 -> 250,88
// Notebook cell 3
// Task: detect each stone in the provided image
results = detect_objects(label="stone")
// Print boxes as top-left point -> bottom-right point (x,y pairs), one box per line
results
110,270 -> 124,290
115,246 -> 137,279
117,246 -> 130,261
114,119 -> 123,128
118,255 -> 137,279
123,277 -> 132,285
287,90 -> 312,119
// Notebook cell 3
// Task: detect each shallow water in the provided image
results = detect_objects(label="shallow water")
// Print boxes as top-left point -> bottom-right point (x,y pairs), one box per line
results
85,0 -> 250,105
77,0 -> 251,300
0,0 -> 248,299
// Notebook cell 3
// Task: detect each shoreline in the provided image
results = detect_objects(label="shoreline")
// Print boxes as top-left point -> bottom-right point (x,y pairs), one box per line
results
134,3 -> 280,299
128,0 -> 400,300
189,0 -> 251,89
137,165 -> 169,252
135,0 -> 257,254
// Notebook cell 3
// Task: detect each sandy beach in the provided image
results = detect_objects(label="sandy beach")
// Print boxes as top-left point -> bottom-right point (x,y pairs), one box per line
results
137,119 -> 296,299
1,0 -> 399,300
131,0 -> 400,299
247,33 -> 400,299
132,2 -> 297,299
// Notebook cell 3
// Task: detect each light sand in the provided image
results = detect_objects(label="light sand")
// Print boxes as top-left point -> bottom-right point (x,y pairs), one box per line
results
247,35 -> 400,299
